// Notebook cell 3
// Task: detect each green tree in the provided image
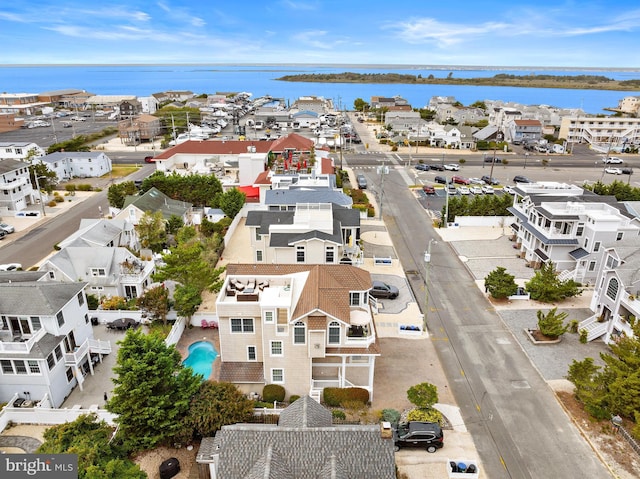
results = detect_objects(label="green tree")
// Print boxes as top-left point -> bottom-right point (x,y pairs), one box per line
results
536,307 -> 569,339
567,357 -> 610,419
353,98 -> 369,112
219,187 -> 246,218
484,266 -> 518,299
166,214 -> 184,234
107,181 -> 138,209
137,211 -> 167,253
173,283 -> 203,320
176,382 -> 254,442
525,263 -> 582,303
407,382 -> 439,409
600,332 -> 640,418
107,329 -> 202,452
37,413 -> 145,479
137,285 -> 170,325
29,161 -> 58,194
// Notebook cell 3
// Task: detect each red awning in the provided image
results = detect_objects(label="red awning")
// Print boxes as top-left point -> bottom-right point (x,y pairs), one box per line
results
238,186 -> 260,198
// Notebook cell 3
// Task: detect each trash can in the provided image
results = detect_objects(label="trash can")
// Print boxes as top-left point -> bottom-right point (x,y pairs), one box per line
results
91,317 -> 99,326
159,457 -> 180,479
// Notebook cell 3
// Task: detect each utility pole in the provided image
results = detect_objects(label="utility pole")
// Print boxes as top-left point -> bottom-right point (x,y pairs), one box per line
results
377,162 -> 389,220
423,239 -> 436,333
489,130 -> 503,181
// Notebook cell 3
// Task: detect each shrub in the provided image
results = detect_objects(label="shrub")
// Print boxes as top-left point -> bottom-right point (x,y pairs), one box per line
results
53,194 -> 64,203
289,395 -> 300,403
406,407 -> 443,425
77,184 -> 93,191
579,329 -> 588,343
569,319 -> 579,333
407,382 -> 438,409
537,308 -> 569,339
47,200 -> 57,207
381,408 -> 401,424
323,387 -> 370,407
65,184 -> 77,194
262,384 -> 285,403
332,409 -> 346,420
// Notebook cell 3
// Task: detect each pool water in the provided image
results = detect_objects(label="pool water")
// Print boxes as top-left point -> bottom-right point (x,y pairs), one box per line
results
183,341 -> 218,379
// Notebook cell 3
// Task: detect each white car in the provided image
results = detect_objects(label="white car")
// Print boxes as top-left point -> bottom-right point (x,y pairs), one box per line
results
503,185 -> 516,195
469,186 -> 483,194
457,186 -> 470,195
0,222 -> 14,233
469,177 -> 484,185
444,163 -> 460,171
481,185 -> 495,194
603,157 -> 623,164
605,167 -> 622,175
0,263 -> 22,271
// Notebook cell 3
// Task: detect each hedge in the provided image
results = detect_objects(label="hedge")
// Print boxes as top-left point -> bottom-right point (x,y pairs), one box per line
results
323,387 -> 369,407
262,384 -> 285,402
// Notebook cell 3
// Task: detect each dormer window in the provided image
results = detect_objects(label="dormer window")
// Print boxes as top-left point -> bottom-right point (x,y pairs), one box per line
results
91,268 -> 106,277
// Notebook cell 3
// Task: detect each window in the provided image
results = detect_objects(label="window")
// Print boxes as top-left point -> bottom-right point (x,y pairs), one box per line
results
325,246 -> 334,263
85,314 -> 89,324
48,271 -> 55,279
77,291 -> 85,306
271,369 -> 284,383
328,321 -> 340,344
31,317 -> 41,331
293,321 -> 306,344
28,360 -> 41,374
296,246 -> 305,263
350,292 -> 360,306
594,241 -> 601,252
66,368 -> 74,382
576,224 -> 584,236
617,232 -> 624,241
247,346 -> 257,361
256,250 -> 263,262
264,311 -> 274,323
271,340 -> 283,356
230,318 -> 254,333
56,311 -> 65,327
606,256 -> 619,269
14,361 -> 27,374
19,317 -> 31,335
255,228 -> 261,241
606,278 -> 619,300
54,345 -> 63,361
90,268 -> 106,277
1,360 -> 13,374
47,353 -> 55,370
588,261 -> 597,272
584,238 -> 589,249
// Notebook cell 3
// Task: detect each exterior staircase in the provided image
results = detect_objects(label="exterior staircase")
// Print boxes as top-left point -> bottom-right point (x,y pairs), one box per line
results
309,389 -> 322,403
579,314 -> 608,342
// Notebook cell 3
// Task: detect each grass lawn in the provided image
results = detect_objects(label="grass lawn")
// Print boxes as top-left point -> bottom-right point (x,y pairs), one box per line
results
105,164 -> 141,179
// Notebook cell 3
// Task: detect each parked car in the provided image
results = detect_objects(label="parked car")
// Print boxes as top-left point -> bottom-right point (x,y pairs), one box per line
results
0,222 -> 14,234
429,163 -> 445,171
602,156 -> 623,164
469,186 -> 483,194
434,175 -> 447,184
369,280 -> 399,299
605,167 -> 623,175
422,185 -> 436,195
452,175 -> 470,185
481,175 -> 500,185
356,174 -> 367,189
503,185 -> 516,194
0,229 -> 6,240
144,156 -> 154,163
457,186 -> 471,195
444,163 -> 460,171
393,421 -> 444,453
484,156 -> 500,163
415,163 -> 430,171
0,263 -> 22,271
469,177 -> 484,185
621,167 -> 634,175
513,175 -> 532,183
481,185 -> 495,194
447,184 -> 458,195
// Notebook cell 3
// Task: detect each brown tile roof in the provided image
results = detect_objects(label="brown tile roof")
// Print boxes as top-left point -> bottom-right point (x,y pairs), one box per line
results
269,133 -> 314,153
253,170 -> 271,185
320,157 -> 334,175
326,340 -> 381,356
226,264 -> 372,322
154,139 -> 273,159
219,362 -> 265,383
514,119 -> 542,126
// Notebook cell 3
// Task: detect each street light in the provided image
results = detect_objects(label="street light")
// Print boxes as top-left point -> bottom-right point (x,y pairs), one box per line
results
423,239 -> 437,332
33,174 -> 47,217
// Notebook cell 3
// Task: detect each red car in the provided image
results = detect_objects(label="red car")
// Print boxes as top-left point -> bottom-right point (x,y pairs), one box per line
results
144,156 -> 154,163
422,185 -> 436,195
452,176 -> 470,185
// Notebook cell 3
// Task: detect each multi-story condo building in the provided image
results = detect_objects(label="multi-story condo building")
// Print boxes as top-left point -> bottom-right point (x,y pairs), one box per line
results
216,264 -> 379,402
508,183 -> 640,283
0,273 -> 111,408
559,116 -> 640,151
0,158 -> 37,212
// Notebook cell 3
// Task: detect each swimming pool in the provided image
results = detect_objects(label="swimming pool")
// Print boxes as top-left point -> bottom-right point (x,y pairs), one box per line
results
183,341 -> 218,380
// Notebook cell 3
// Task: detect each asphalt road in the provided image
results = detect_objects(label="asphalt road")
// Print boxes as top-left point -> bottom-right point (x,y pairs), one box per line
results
349,151 -> 611,478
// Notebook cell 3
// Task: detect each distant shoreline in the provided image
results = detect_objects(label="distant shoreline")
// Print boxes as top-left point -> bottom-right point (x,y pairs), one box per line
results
275,72 -> 640,91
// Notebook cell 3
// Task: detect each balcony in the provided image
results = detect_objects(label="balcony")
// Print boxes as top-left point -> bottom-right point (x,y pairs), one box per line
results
64,338 -> 111,367
0,328 -> 46,353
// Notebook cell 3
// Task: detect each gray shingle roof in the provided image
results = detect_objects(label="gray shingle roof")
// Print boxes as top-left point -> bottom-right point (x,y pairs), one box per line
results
122,187 -> 191,220
265,189 -> 352,207
197,396 -> 395,479
0,281 -> 86,316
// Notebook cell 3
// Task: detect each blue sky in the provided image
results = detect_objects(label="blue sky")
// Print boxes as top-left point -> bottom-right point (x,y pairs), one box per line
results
1,0 -> 639,67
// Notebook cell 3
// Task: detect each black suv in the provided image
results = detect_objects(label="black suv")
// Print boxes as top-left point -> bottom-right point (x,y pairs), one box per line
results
393,421 -> 444,453
481,175 -> 499,185
430,163 -> 445,171
513,175 -> 532,183
434,175 -> 447,184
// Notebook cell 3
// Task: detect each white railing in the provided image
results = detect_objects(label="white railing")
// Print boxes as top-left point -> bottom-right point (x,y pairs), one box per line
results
88,338 -> 112,354
164,317 -> 186,347
579,314 -> 608,342
0,405 -> 117,434
63,338 -> 111,366
0,328 -> 46,353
